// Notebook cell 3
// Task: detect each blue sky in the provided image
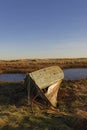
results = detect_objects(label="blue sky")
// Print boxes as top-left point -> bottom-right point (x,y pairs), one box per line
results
0,0 -> 87,59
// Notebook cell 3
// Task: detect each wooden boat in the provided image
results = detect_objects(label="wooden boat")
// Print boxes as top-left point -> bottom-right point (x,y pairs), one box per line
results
24,66 -> 64,108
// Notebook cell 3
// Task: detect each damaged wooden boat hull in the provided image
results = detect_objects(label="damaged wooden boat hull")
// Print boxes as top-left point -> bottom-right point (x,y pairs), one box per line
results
45,80 -> 62,107
24,66 -> 64,108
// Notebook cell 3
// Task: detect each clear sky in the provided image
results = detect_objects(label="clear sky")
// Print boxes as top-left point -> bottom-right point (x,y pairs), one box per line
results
0,0 -> 87,59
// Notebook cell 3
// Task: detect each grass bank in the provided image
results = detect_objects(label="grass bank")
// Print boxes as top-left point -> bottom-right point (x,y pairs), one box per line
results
0,79 -> 87,130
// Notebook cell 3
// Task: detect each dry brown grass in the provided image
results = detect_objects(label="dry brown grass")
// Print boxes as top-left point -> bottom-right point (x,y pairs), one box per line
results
0,58 -> 87,74
0,79 -> 87,130
0,58 -> 87,129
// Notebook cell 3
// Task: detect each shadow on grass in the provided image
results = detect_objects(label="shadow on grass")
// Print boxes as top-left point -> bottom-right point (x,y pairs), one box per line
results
0,82 -> 28,106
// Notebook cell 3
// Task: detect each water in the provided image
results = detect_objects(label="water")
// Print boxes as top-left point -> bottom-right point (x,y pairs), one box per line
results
0,68 -> 87,82
64,68 -> 87,80
0,73 -> 26,82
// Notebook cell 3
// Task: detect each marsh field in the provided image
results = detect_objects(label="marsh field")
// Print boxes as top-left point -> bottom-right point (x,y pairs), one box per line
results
0,58 -> 87,130
0,58 -> 87,74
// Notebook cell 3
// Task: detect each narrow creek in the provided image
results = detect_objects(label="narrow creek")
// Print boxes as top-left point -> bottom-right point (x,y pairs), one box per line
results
0,68 -> 87,82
